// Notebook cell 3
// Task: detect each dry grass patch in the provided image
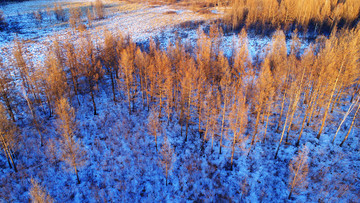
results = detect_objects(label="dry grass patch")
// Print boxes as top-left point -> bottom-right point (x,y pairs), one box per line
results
164,10 -> 177,15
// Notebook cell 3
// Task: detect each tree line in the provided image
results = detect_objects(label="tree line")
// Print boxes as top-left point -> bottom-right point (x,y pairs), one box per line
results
140,0 -> 360,32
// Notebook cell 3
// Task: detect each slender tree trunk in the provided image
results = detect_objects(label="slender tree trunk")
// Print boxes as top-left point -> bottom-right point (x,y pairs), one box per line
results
317,63 -> 343,139
219,94 -> 227,154
350,84 -> 359,103
286,68 -> 305,142
70,70 -> 80,106
179,98 -> 185,137
1,140 -> 12,169
288,155 -> 305,199
1,134 -> 17,172
3,94 -> 15,122
8,148 -> 17,172
198,96 -> 202,138
275,101 -> 291,159
231,106 -> 241,170
126,79 -> 131,115
146,80 -> 150,109
211,131 -> 215,153
24,93 -> 43,146
167,103 -> 171,125
286,97 -> 299,143
140,70 -> 145,108
202,116 -> 209,150
155,132 -> 158,152
165,164 -> 168,186
75,165 -> 80,184
340,102 -> 360,147
230,135 -> 236,170
46,95 -> 53,118
297,109 -> 310,146
248,109 -> 261,156
277,89 -> 287,132
297,83 -> 318,146
185,87 -> 192,142
110,71 -> 116,103
331,83 -> 343,113
307,90 -> 319,127
263,109 -> 270,142
333,96 -> 359,143
159,90 -> 163,118
90,88 -> 97,115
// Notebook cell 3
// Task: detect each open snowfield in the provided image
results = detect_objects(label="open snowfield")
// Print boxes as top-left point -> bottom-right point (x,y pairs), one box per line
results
0,0 -> 220,57
0,0 -> 308,63
0,0 -> 359,202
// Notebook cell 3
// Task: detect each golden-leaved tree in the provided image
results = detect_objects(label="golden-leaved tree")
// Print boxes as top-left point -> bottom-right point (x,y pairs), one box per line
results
55,97 -> 86,184
288,145 -> 309,199
0,103 -> 18,172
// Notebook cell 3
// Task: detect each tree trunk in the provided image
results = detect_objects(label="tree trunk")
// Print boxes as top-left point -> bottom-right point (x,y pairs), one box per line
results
307,90 -> 319,127
286,68 -> 305,142
333,96 -> 359,143
275,102 -> 291,159
24,93 -> 43,146
8,148 -> 17,172
165,164 -> 168,186
1,134 -> 17,172
70,70 -> 81,106
126,79 -> 131,115
230,137 -> 236,170
219,95 -> 227,154
185,87 -> 192,142
4,94 -> 15,122
46,95 -> 53,118
263,109 -> 270,142
211,132 -> 215,153
75,166 -> 80,184
140,70 -> 145,108
340,102 -> 360,147
155,132 -> 158,152
167,104 -> 171,126
202,117 -> 209,149
317,62 -> 343,139
90,88 -> 97,115
297,109 -> 310,147
350,84 -> 359,103
277,89 -> 287,132
2,142 -> 12,169
110,71 -> 116,103
286,97 -> 299,143
179,98 -> 185,137
198,98 -> 202,138
248,109 -> 261,156
159,90 -> 163,118
297,85 -> 318,146
288,154 -> 305,199
330,83 -> 343,113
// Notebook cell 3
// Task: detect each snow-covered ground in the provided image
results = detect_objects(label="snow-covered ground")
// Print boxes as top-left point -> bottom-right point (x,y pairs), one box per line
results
0,0 -> 300,63
0,0 -> 359,202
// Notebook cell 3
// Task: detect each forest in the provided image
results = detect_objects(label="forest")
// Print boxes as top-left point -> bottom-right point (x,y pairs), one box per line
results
0,0 -> 359,202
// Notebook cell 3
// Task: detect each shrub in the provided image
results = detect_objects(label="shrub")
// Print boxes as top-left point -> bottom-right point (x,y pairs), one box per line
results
54,3 -> 66,22
93,0 -> 105,20
33,10 -> 43,26
0,10 -> 7,29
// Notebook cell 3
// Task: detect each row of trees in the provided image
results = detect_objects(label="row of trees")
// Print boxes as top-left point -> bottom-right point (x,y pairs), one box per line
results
227,0 -> 360,30
138,0 -> 360,32
0,23 -> 359,198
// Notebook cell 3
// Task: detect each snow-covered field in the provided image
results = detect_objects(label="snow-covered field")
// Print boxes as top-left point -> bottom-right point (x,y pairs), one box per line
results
0,0 -> 359,202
